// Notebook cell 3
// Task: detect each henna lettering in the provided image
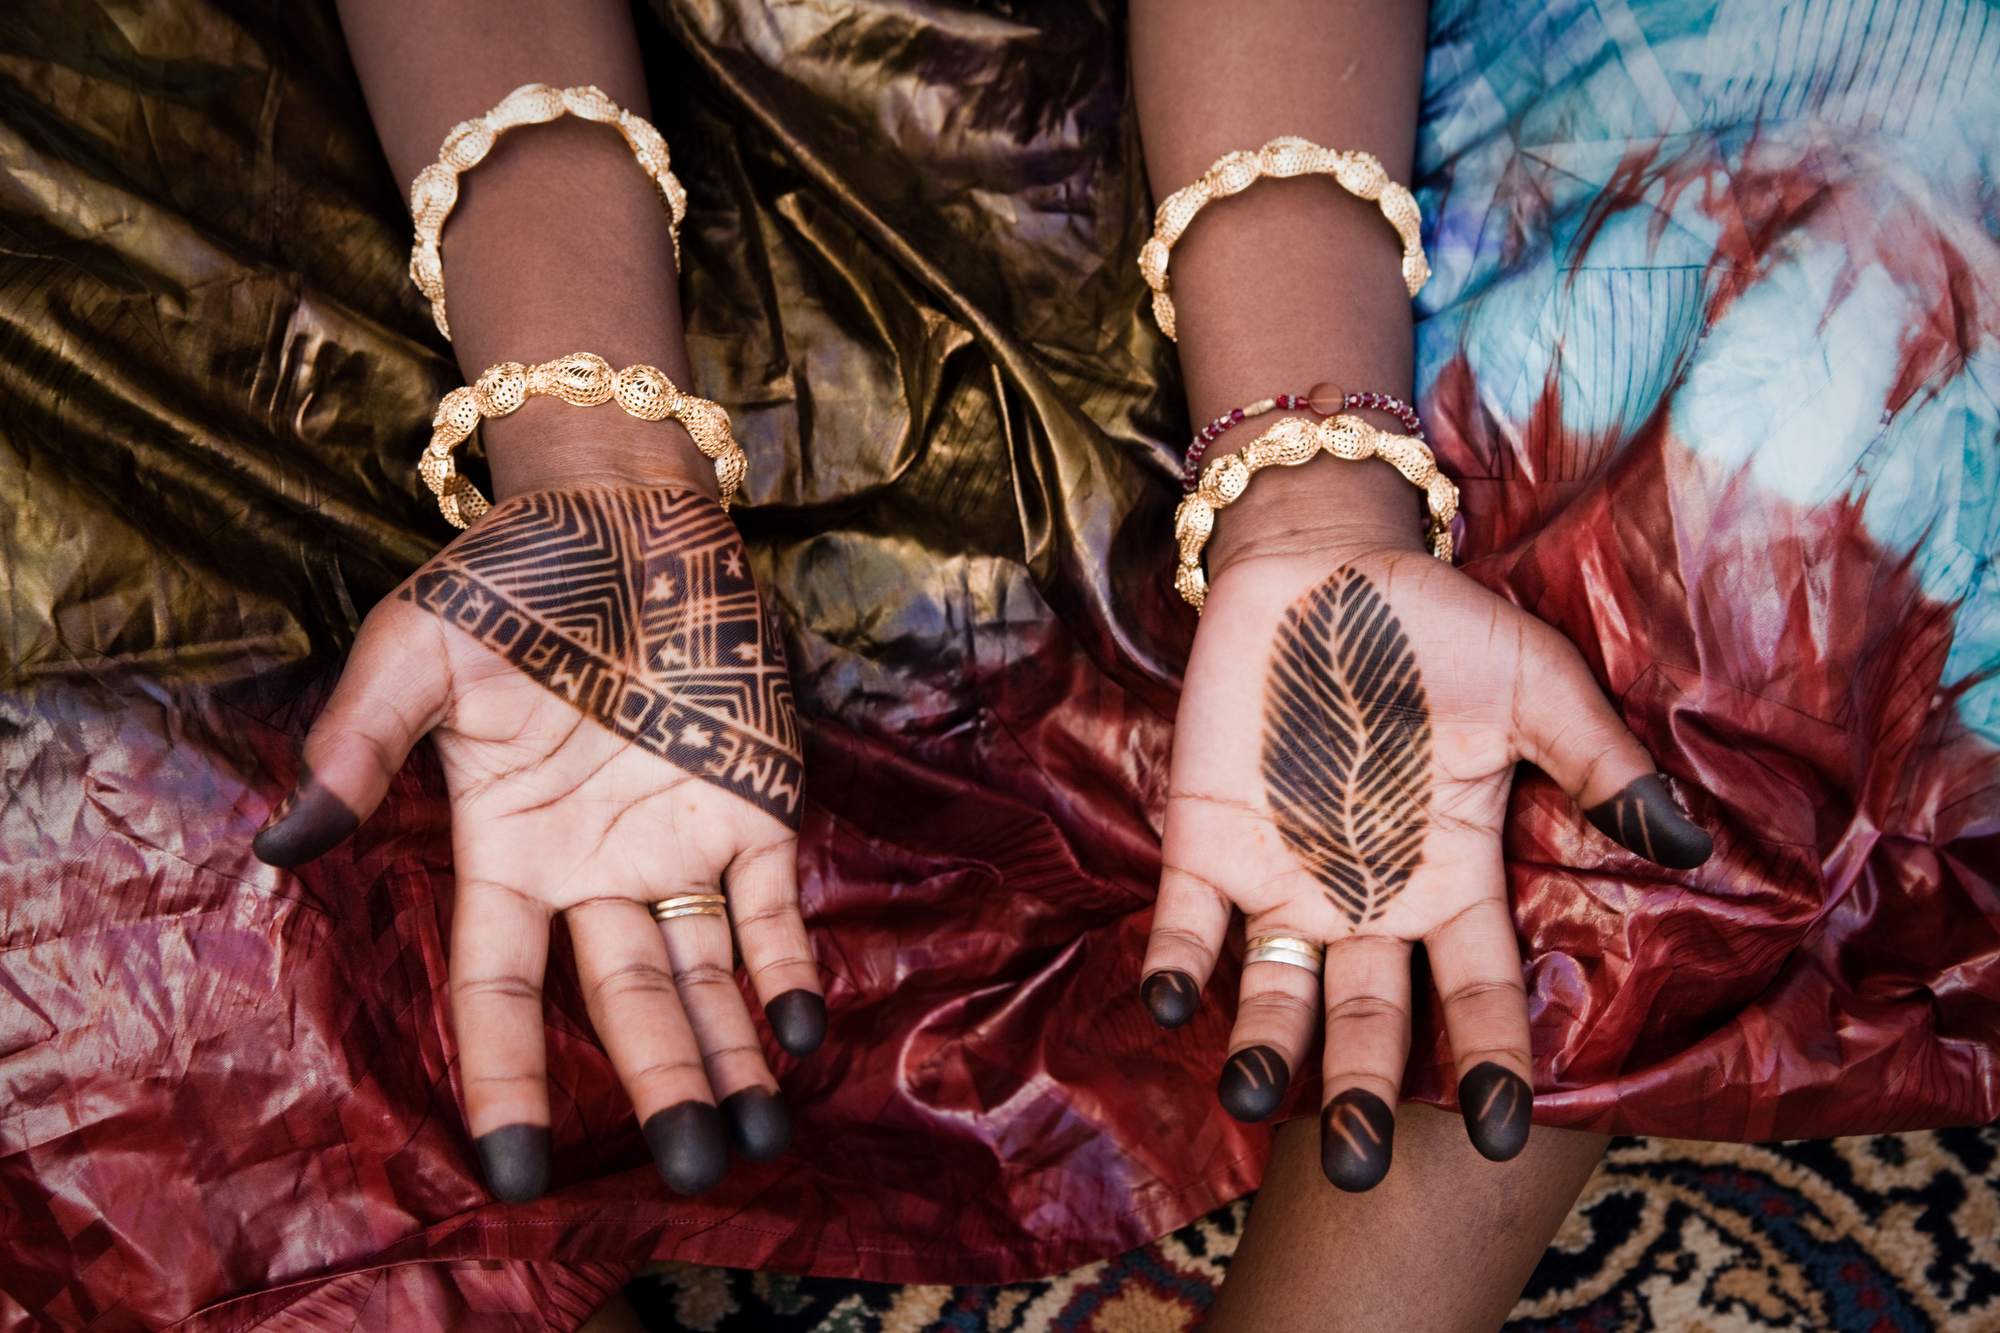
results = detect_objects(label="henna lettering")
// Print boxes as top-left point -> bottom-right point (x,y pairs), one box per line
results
1261,568 -> 1431,923
401,489 -> 805,828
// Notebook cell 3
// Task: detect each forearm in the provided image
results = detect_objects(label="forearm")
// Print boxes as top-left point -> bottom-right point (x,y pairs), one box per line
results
336,0 -> 709,499
1130,0 -> 1430,569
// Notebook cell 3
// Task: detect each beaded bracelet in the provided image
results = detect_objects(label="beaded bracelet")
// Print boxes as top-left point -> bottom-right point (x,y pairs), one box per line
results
408,83 -> 687,340
1172,415 -> 1458,611
420,352 -> 747,529
1182,382 -> 1425,491
1140,138 -> 1429,341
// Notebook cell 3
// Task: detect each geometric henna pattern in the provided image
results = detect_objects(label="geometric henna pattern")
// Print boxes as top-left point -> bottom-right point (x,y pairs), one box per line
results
399,488 -> 804,828
1261,567 -> 1432,923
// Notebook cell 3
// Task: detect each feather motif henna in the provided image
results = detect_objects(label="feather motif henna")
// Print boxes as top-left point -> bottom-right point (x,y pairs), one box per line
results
401,488 -> 805,827
1261,568 -> 1431,923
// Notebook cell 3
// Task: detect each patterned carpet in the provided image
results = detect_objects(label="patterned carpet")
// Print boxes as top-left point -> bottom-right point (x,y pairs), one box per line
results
624,1127 -> 2000,1332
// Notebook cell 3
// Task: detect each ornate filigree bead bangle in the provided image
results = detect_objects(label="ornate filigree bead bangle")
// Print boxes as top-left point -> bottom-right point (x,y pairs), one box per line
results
1181,384 -> 1427,491
1139,138 -> 1430,341
419,352 -> 748,529
408,83 -> 688,340
1172,415 -> 1459,611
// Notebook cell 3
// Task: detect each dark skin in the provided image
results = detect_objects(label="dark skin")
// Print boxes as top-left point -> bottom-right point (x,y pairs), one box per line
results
1129,0 -> 1709,1328
256,0 -> 824,1201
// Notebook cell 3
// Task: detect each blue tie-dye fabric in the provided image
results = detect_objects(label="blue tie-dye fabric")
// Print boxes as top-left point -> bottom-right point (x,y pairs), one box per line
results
1413,0 -> 2000,742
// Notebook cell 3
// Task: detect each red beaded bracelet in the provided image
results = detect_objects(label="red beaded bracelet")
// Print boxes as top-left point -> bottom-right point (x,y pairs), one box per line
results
1181,381 -> 1425,491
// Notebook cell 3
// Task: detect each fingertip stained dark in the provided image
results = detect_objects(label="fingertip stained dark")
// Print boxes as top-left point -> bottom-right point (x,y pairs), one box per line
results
474,1123 -> 551,1204
1459,1061 -> 1533,1162
1585,774 -> 1713,869
644,1101 -> 730,1195
250,766 -> 361,867
1320,1088 -> 1395,1192
722,1086 -> 792,1162
766,988 -> 826,1057
1217,1044 -> 1290,1122
1141,970 -> 1200,1029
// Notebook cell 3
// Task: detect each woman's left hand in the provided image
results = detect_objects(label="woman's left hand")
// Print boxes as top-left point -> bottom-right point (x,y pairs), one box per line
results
1140,534 -> 1710,1191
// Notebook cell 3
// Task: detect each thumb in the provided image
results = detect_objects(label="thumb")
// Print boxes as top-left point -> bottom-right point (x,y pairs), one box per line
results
1513,625 -> 1712,870
254,601 -> 450,867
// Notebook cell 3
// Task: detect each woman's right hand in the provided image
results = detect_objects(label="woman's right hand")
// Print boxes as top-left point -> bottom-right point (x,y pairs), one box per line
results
1140,526 -> 1710,1191
253,484 -> 822,1202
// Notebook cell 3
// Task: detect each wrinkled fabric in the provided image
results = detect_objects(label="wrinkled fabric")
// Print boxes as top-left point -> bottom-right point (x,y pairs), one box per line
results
0,0 -> 1996,1328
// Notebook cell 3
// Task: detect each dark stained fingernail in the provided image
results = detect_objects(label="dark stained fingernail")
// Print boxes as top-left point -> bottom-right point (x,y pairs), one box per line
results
643,1101 -> 730,1195
1585,775 -> 1712,869
1320,1089 -> 1395,1192
1141,970 -> 1201,1029
474,1123 -> 551,1204
721,1086 -> 792,1162
1459,1062 -> 1533,1161
252,766 -> 360,867
1217,1045 -> 1290,1123
765,989 -> 826,1058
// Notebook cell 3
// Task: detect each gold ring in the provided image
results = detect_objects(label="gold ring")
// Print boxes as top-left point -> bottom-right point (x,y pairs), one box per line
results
1244,934 -> 1325,976
648,894 -> 727,923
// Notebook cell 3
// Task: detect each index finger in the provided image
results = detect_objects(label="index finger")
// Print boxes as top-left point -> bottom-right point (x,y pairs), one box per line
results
1139,856 -> 1234,1029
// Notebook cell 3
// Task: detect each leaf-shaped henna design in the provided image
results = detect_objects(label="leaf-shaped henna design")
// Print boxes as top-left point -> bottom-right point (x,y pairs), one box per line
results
1261,568 -> 1431,923
401,488 -> 805,827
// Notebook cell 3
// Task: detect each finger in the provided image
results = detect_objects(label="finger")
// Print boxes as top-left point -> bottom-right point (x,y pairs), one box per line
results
652,899 -> 791,1163
566,899 -> 729,1195
1513,628 -> 1712,869
1139,862 -> 1233,1030
722,837 -> 824,1058
254,601 -> 449,866
1317,935 -> 1412,1192
450,880 -> 556,1203
1426,895 -> 1534,1162
1217,922 -> 1322,1122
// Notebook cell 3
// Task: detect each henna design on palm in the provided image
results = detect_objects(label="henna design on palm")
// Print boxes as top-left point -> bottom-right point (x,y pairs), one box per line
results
1262,568 -> 1431,923
402,488 -> 805,827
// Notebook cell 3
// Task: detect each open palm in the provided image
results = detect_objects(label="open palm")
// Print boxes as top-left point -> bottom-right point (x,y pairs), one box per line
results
254,487 -> 823,1201
1142,545 -> 1710,1190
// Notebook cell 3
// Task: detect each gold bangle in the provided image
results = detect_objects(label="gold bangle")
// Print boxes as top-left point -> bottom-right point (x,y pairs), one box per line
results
1139,138 -> 1429,341
408,83 -> 688,340
420,352 -> 749,529
648,893 -> 728,923
1172,415 -> 1458,611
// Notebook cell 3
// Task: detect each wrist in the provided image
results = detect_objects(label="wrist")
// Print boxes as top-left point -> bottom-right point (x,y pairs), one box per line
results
1203,438 -> 1428,579
483,403 -> 720,501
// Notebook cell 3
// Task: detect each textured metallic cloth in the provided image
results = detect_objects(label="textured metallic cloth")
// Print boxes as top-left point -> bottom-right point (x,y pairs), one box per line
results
1,0 -> 1996,1328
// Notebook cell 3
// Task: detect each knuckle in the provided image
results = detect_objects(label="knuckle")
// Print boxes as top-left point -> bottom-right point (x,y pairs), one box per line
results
1236,989 -> 1318,1026
1325,995 -> 1406,1025
1442,977 -> 1528,1008
587,962 -> 678,1006
1147,923 -> 1216,956
729,901 -> 801,933
455,974 -> 543,1004
671,960 -> 742,992
624,1056 -> 709,1086
461,1071 -> 541,1088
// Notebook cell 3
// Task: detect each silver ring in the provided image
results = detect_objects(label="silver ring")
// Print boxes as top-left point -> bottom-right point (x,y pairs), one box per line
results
648,893 -> 727,923
1244,934 -> 1325,976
